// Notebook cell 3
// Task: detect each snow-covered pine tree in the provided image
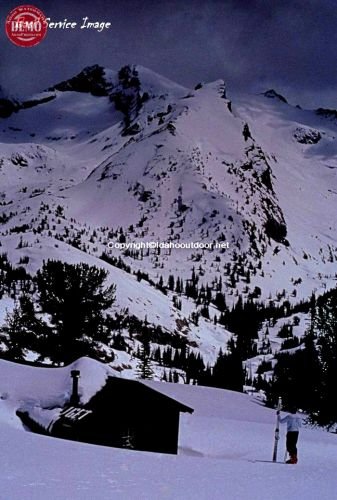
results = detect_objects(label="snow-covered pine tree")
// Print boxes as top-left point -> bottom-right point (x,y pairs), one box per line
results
136,339 -> 154,380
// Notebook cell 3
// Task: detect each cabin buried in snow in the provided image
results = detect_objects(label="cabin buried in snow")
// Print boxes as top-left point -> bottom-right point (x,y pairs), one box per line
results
17,370 -> 194,455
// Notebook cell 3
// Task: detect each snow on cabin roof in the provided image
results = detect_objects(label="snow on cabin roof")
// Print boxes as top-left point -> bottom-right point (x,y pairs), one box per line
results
17,405 -> 63,433
16,378 -> 193,435
0,356 -> 115,412
88,376 -> 194,414
1,357 -> 194,438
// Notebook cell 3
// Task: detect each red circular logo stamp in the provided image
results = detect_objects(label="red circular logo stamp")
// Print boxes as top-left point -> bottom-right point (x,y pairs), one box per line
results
5,5 -> 48,47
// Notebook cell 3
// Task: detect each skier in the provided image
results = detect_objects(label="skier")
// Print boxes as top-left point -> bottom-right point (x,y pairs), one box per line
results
278,406 -> 302,464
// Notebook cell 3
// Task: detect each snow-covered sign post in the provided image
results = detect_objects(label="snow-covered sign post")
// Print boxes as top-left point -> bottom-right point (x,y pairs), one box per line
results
272,397 -> 282,462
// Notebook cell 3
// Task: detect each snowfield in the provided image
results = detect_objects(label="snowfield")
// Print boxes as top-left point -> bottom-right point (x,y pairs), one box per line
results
0,357 -> 336,500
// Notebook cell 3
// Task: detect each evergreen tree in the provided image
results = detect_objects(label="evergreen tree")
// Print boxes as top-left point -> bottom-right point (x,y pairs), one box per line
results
136,339 -> 154,380
210,341 -> 244,392
265,305 -> 321,415
311,290 -> 337,427
200,304 -> 210,319
185,352 -> 205,384
0,306 -> 26,360
36,260 -> 116,363
175,277 -> 182,294
226,297 -> 261,358
168,275 -> 175,291
213,292 -> 227,312
162,346 -> 173,367
0,295 -> 51,360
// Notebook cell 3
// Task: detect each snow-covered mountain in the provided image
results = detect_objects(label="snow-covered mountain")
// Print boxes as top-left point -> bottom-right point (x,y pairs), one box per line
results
1,64 -> 337,366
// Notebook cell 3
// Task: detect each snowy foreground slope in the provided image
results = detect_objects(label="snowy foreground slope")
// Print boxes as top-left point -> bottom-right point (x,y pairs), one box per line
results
0,358 -> 336,500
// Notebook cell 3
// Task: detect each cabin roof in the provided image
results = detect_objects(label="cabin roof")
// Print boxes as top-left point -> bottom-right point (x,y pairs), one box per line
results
16,377 -> 194,435
85,376 -> 194,414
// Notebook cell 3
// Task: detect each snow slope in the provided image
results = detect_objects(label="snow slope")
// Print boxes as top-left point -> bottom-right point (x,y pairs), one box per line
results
0,231 -> 231,367
0,358 -> 336,500
1,65 -> 337,304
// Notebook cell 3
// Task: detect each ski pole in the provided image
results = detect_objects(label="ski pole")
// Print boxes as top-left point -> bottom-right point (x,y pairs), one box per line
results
272,397 -> 282,462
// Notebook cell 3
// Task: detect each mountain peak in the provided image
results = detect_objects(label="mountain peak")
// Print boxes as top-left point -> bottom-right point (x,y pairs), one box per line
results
49,64 -> 112,96
262,89 -> 288,104
48,64 -> 187,100
130,65 -> 188,96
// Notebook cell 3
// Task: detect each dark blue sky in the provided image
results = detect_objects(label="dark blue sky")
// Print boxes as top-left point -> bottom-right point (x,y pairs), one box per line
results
1,0 -> 336,108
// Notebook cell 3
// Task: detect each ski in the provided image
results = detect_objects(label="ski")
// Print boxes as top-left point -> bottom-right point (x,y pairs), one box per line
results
248,460 -> 288,465
272,397 -> 282,462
